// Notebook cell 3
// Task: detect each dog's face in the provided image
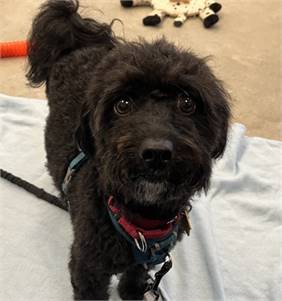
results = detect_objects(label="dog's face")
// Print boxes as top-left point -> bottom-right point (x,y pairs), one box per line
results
80,39 -> 230,219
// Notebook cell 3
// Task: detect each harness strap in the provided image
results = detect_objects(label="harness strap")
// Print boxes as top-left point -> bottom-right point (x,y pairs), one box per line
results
62,151 -> 87,194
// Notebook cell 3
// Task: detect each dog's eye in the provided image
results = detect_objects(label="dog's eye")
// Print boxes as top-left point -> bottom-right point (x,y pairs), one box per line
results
114,98 -> 133,116
177,94 -> 196,115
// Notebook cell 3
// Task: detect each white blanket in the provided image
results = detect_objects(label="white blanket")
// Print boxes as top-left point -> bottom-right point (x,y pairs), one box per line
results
0,93 -> 281,301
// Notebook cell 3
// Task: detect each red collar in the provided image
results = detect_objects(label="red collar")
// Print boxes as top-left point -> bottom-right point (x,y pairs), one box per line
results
108,196 -> 180,240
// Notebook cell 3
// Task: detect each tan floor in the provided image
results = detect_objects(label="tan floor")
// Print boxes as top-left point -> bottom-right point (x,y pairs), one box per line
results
0,0 -> 281,140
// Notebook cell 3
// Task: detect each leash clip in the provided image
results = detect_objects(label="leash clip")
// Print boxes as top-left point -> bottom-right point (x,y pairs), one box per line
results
144,255 -> 172,301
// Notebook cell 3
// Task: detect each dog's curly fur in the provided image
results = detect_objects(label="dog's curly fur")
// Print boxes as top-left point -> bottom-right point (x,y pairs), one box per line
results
27,1 -> 230,300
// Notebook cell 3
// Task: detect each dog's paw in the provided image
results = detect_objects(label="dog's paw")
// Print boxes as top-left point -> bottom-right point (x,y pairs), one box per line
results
118,276 -> 146,300
143,15 -> 162,26
120,0 -> 134,7
118,287 -> 144,301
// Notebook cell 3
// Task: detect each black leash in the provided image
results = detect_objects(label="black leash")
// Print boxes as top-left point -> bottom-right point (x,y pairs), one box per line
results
0,167 -> 176,300
0,168 -> 68,211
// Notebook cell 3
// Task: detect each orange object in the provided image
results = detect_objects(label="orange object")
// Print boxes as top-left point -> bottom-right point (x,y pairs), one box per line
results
0,41 -> 28,58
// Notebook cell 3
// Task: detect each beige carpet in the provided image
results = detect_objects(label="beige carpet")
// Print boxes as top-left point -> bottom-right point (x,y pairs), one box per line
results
0,0 -> 281,140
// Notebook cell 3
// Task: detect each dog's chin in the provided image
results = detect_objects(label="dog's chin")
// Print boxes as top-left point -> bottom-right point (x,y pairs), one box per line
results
117,177 -> 180,220
132,178 -> 169,205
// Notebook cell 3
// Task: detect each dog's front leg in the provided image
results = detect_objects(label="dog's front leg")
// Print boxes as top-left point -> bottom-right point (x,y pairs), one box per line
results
69,250 -> 111,300
118,264 -> 149,300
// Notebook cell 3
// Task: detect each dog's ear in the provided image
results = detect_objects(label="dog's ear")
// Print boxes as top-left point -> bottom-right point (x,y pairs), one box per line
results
211,115 -> 229,159
192,63 -> 231,160
207,91 -> 230,159
74,112 -> 95,156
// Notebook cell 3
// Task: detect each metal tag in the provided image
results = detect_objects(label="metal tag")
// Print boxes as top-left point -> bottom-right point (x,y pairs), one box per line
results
183,209 -> 192,236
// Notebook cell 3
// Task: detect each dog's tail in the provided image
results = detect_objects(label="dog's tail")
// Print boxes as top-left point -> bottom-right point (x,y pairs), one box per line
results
26,0 -> 117,86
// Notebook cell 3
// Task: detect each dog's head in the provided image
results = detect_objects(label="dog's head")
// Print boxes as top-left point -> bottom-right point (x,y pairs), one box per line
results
78,39 -> 230,219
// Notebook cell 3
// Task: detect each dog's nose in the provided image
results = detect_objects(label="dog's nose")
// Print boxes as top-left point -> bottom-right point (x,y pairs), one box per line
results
140,139 -> 173,168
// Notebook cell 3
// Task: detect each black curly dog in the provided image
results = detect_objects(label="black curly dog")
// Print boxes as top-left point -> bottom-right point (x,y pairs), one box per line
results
27,0 -> 230,300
